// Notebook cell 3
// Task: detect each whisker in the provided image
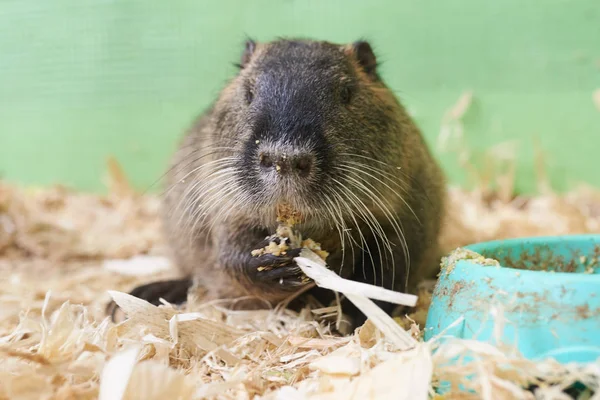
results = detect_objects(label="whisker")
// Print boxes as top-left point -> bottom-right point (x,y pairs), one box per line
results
165,156 -> 238,200
341,152 -> 436,208
325,186 -> 360,275
343,160 -> 411,195
202,189 -> 250,250
184,174 -> 240,237
337,168 -> 411,290
204,191 -> 241,239
340,162 -> 421,225
335,174 -> 395,286
143,142 -> 238,194
185,183 -> 240,249
172,166 -> 238,228
172,172 -> 238,241
320,188 -> 349,275
341,174 -> 396,281
331,177 -> 388,286
339,152 -> 395,168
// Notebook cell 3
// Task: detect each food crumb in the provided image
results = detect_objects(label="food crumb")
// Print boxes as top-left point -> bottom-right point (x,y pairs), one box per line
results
301,238 -> 329,260
276,203 -> 303,226
251,239 -> 289,257
252,227 -> 328,263
251,203 -> 328,275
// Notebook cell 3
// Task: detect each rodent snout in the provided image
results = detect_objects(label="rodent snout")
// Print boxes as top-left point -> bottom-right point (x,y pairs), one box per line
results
259,151 -> 313,177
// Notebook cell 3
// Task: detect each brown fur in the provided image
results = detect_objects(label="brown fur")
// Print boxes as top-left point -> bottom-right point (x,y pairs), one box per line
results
121,38 -> 446,325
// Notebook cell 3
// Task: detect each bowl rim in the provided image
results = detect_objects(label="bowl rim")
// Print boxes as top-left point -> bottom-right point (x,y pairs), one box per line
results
455,233 -> 600,280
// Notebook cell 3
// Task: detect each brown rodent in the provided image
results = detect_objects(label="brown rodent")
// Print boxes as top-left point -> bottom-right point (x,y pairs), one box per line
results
114,38 -> 447,328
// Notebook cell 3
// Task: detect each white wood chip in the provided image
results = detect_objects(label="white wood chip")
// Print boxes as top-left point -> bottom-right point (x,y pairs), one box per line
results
295,251 -> 417,307
99,345 -> 141,400
295,250 -> 417,350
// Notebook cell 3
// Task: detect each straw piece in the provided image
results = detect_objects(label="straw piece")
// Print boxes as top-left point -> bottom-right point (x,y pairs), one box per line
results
109,291 -> 243,363
351,344 -> 433,400
594,88 -> 600,112
295,251 -> 417,307
296,250 -> 417,351
1,174 -> 600,399
98,345 -> 141,400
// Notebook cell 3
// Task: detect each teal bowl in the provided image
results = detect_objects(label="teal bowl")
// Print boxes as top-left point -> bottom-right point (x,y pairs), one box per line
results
424,234 -> 600,363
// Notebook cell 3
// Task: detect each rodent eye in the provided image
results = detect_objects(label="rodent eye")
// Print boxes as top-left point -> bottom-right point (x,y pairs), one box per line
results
340,85 -> 354,105
245,86 -> 254,105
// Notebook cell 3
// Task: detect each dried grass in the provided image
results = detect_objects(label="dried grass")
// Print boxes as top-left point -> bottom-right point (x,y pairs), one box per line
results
2,122 -> 600,398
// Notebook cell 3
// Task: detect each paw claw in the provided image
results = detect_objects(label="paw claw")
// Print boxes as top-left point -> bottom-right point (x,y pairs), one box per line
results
249,247 -> 310,289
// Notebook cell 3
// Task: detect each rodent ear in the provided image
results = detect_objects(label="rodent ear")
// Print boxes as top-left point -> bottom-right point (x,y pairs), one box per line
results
239,39 -> 257,69
350,41 -> 378,77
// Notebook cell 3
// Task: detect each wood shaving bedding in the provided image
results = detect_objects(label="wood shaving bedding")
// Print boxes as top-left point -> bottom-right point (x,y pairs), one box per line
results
1,154 -> 600,399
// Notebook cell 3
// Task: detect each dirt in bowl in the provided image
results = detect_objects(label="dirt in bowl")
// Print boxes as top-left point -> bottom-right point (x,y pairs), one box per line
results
439,248 -> 500,276
480,243 -> 600,274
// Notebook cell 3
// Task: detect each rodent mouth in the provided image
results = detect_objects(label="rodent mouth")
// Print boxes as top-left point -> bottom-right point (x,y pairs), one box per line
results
254,175 -> 321,216
253,197 -> 318,229
276,202 -> 304,226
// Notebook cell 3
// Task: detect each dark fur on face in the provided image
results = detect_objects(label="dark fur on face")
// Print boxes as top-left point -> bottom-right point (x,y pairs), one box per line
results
207,40 -> 410,231
112,38 -> 447,329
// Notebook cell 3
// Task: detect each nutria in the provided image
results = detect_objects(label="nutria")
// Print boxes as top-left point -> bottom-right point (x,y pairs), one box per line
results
112,38 -> 446,328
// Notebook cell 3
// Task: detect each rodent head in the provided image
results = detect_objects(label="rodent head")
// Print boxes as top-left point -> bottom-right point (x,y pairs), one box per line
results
207,38 -> 409,229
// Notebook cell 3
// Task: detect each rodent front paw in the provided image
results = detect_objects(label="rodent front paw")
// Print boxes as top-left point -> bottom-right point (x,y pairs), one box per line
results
248,248 -> 310,289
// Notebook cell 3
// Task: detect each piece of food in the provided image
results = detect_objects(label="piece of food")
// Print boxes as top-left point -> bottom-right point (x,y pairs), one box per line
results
251,203 -> 329,263
275,202 -> 303,226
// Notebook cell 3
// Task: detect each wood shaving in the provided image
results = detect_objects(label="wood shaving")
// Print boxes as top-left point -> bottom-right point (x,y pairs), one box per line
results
1,152 -> 600,398
437,90 -> 473,152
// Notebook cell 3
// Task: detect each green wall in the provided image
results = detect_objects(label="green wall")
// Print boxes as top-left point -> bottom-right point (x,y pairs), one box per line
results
1,0 -> 599,193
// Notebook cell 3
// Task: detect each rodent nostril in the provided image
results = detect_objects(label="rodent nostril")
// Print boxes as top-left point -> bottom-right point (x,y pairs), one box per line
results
259,153 -> 274,168
294,157 -> 312,176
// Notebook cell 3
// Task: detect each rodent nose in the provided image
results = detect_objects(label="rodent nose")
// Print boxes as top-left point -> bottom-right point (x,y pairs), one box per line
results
259,152 -> 313,177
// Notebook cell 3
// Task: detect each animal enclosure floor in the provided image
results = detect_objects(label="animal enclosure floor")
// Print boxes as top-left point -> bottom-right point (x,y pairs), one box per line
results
1,181 -> 599,399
